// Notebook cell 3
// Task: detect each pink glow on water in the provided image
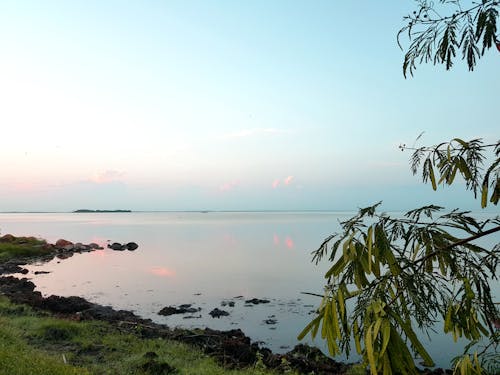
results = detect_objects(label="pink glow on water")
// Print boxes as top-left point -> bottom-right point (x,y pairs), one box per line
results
285,236 -> 294,249
273,234 -> 280,246
149,266 -> 176,277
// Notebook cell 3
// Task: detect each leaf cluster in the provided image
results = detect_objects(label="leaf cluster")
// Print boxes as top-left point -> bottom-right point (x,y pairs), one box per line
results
407,138 -> 499,208
398,0 -> 499,77
301,203 -> 499,374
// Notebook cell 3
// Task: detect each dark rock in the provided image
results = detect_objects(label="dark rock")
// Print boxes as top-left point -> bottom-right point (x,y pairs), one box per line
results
55,239 -> 73,248
179,328 -> 259,367
63,244 -> 74,251
39,295 -> 92,313
264,319 -> 277,325
80,305 -> 145,325
126,242 -> 138,250
158,305 -> 200,316
270,344 -> 348,375
0,263 -> 28,275
108,242 -> 125,250
182,315 -> 202,319
209,308 -> 230,318
0,276 -> 37,294
34,271 -> 51,275
0,234 -> 16,242
221,300 -> 235,307
245,298 -> 270,305
56,252 -> 73,259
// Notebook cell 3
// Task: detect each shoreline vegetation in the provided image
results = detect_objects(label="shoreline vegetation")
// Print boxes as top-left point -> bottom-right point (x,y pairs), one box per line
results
0,234 -> 450,374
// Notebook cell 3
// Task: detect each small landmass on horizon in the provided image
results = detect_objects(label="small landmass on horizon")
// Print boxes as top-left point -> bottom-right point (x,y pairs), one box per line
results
73,209 -> 132,213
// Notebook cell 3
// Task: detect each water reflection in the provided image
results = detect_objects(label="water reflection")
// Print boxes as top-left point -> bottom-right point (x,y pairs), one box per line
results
149,266 -> 176,278
272,234 -> 294,249
0,211 -> 496,368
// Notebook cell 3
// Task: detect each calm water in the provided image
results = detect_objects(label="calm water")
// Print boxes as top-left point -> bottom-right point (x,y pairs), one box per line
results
0,211 -> 498,368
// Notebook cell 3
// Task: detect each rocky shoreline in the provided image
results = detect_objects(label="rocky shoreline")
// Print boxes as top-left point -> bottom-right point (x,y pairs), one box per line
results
0,275 -> 348,374
0,235 -> 349,374
0,235 -> 452,374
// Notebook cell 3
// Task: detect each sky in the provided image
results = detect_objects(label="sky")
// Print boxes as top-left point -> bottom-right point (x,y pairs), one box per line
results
0,0 -> 498,212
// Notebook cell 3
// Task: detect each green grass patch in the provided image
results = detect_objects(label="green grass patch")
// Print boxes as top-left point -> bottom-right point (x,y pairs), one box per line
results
0,296 -> 287,374
0,236 -> 49,261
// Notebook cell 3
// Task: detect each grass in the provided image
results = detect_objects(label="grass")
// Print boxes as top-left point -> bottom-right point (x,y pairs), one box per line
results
0,235 -> 50,262
0,296 -> 290,375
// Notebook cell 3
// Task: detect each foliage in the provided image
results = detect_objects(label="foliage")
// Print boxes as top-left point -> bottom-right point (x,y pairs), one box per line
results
401,138 -> 500,208
0,236 -> 49,261
398,0 -> 499,77
299,138 -> 499,375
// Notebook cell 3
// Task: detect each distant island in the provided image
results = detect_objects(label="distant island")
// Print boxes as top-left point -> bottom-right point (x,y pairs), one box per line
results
73,209 -> 132,213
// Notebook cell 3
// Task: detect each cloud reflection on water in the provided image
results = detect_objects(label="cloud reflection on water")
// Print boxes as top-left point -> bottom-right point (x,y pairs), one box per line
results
149,266 -> 176,278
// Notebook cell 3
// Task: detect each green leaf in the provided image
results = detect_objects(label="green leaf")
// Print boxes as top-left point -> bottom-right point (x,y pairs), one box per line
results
429,163 -> 437,190
365,324 -> 378,375
297,313 -> 323,340
390,311 -> 435,367
379,320 -> 391,357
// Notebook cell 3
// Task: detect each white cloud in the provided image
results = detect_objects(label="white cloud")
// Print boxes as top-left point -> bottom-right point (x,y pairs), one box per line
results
89,170 -> 126,184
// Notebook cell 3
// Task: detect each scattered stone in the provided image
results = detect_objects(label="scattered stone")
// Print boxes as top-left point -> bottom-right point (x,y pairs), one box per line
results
34,271 -> 51,275
182,315 -> 202,319
126,242 -> 138,250
221,300 -> 235,307
107,242 -> 139,251
0,263 -> 28,275
55,239 -> 73,248
245,298 -> 270,305
209,308 -> 230,318
108,242 -> 125,251
0,234 -> 16,242
40,295 -> 93,314
264,319 -> 277,325
158,305 -> 200,316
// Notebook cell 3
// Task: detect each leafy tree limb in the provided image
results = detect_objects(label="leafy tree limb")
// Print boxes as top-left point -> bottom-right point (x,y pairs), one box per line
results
398,0 -> 500,77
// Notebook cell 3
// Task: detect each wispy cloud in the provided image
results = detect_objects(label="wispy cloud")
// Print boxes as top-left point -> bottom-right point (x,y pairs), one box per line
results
219,180 -> 240,192
272,175 -> 295,188
222,128 -> 288,139
88,170 -> 125,184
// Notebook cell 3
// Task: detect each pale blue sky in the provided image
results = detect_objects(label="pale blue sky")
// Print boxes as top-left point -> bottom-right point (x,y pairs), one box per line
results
0,1 -> 498,211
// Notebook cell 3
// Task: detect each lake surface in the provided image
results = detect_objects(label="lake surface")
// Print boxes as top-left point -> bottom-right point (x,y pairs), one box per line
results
1,211 -> 498,368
